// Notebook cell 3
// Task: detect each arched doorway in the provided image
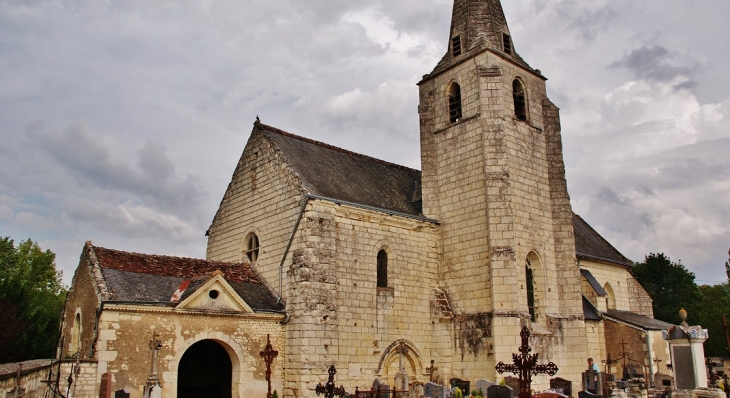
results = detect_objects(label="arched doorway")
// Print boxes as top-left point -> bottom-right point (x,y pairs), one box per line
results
178,340 -> 232,398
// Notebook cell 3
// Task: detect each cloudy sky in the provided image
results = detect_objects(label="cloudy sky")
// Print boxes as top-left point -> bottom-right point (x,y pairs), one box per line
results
1,0 -> 729,286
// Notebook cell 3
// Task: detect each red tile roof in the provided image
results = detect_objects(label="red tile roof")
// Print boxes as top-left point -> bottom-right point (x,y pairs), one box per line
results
92,245 -> 260,284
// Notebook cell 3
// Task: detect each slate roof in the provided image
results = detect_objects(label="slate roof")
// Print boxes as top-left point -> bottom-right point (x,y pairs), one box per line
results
89,244 -> 284,312
580,269 -> 608,296
255,123 -> 632,267
259,123 -> 423,217
573,213 -> 633,267
604,310 -> 673,331
583,296 -> 602,321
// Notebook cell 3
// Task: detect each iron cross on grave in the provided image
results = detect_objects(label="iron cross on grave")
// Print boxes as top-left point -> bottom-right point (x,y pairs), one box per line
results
427,360 -> 439,382
316,365 -> 347,398
260,334 -> 279,398
496,326 -> 559,398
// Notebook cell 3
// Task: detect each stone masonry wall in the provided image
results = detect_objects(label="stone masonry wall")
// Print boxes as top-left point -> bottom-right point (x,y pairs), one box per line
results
579,260 -> 635,312
61,248 -> 103,359
0,360 -> 55,398
207,124 -> 306,302
331,202 -> 440,388
419,45 -> 588,385
627,277 -> 653,317
285,201 -> 339,398
91,308 -> 285,398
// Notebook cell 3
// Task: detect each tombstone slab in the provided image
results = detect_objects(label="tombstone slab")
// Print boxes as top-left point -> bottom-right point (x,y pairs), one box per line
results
487,384 -> 514,398
503,377 -> 520,395
549,377 -> 572,397
425,382 -> 448,398
476,380 -> 495,395
451,378 -> 470,395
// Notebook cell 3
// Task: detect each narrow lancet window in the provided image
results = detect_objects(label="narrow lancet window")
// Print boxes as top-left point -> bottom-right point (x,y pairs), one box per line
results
503,33 -> 512,54
525,262 -> 536,321
244,233 -> 259,263
513,79 -> 527,121
448,82 -> 463,123
452,35 -> 462,57
377,250 -> 388,287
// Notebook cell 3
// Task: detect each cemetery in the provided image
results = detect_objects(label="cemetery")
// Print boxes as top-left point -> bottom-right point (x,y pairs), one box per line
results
2,0 -> 728,397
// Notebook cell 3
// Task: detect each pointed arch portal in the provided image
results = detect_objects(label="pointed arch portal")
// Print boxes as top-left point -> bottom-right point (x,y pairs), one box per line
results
178,340 -> 233,398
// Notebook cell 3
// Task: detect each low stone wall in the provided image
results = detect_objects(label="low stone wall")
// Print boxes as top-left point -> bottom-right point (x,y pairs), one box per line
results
0,359 -> 100,398
56,360 -> 99,398
0,359 -> 54,398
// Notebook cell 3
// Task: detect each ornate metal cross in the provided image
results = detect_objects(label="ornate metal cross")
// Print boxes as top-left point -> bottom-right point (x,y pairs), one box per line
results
496,326 -> 558,398
602,353 -> 617,376
260,334 -> 279,398
316,365 -> 347,398
426,360 -> 439,382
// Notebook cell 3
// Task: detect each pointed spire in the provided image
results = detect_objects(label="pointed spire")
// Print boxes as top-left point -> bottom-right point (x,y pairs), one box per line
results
449,0 -> 511,54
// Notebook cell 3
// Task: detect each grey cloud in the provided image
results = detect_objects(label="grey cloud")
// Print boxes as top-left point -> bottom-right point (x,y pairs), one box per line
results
25,120 -> 206,218
138,140 -> 175,181
611,45 -> 697,83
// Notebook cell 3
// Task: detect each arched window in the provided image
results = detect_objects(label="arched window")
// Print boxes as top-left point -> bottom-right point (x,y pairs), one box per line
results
244,233 -> 259,263
604,283 -> 616,310
70,312 -> 81,355
525,260 -> 536,321
377,250 -> 388,287
513,79 -> 527,121
448,82 -> 463,123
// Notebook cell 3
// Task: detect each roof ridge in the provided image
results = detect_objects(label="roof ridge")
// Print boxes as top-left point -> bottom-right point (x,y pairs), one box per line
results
573,212 -> 632,265
256,122 -> 420,173
91,244 -> 245,267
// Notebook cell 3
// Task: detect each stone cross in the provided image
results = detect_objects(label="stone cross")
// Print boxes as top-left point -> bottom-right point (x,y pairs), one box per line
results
316,365 -> 347,398
260,334 -> 279,398
427,360 -> 439,383
143,332 -> 163,398
397,342 -> 409,372
496,326 -> 559,398
394,342 -> 410,391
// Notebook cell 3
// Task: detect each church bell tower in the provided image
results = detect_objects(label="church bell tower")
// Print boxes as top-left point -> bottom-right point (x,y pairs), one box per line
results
418,0 -> 588,383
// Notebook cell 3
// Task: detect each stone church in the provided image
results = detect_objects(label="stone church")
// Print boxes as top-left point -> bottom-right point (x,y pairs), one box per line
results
57,1 -> 672,397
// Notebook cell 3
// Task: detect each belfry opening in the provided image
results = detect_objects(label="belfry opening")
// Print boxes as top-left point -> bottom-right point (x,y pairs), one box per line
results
178,340 -> 233,398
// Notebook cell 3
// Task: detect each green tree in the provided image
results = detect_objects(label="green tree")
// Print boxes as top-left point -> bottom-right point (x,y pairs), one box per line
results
0,237 -> 66,362
631,253 -> 702,324
725,249 -> 730,283
697,283 -> 730,357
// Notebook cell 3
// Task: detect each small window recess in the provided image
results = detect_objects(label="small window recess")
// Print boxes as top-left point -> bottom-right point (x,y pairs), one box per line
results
448,82 -> 463,123
452,35 -> 462,57
244,233 -> 259,263
377,250 -> 388,288
513,79 -> 527,121
503,33 -> 512,54
209,290 -> 219,299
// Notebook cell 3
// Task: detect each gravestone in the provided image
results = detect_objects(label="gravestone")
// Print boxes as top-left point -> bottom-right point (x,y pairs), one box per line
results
476,380 -> 495,395
379,384 -> 392,398
535,392 -> 562,398
487,384 -> 514,398
673,346 -> 696,389
653,372 -> 673,390
549,377 -> 572,397
114,389 -> 130,398
577,391 -> 601,398
451,378 -> 470,395
147,385 -> 161,398
425,382 -> 448,398
410,382 -> 425,398
503,377 -> 520,394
